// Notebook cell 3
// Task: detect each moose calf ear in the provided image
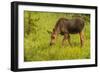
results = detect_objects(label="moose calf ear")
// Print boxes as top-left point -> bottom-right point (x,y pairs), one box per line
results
47,30 -> 52,34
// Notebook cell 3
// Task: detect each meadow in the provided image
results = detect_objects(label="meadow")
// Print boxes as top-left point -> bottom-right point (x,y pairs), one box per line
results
24,11 -> 90,62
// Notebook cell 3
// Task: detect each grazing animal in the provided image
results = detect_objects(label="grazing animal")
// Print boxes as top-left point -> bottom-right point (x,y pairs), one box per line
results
50,17 -> 85,47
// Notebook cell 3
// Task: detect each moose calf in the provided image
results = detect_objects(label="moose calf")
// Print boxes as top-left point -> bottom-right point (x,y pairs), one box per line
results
50,17 -> 85,47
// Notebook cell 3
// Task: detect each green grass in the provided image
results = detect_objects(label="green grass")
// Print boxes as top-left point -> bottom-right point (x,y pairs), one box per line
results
24,11 -> 90,62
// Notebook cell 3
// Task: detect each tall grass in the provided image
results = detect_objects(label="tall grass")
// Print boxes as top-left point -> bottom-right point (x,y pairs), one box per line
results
24,11 -> 90,62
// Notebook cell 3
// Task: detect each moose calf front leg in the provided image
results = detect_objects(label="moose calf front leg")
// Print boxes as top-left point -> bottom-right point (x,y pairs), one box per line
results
79,31 -> 84,47
68,34 -> 72,46
62,34 -> 68,46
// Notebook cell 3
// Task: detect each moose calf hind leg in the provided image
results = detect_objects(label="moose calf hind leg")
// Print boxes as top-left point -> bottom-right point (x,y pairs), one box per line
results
79,31 -> 84,47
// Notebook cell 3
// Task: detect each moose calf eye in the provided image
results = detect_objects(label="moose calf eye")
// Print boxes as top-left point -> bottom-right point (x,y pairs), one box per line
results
51,36 -> 55,39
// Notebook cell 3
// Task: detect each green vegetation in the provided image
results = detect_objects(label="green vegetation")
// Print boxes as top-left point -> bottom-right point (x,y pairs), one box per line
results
24,11 -> 90,62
